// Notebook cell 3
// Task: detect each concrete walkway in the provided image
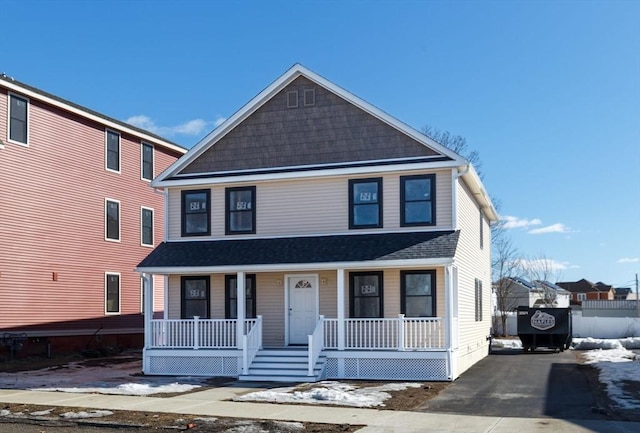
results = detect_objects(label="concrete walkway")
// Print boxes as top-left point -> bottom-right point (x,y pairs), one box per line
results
1,387 -> 639,433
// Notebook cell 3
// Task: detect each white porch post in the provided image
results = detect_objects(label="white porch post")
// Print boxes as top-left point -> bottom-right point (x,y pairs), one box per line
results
143,273 -> 153,349
337,268 -> 345,351
163,275 -> 169,320
445,266 -> 452,350
445,265 -> 459,380
236,271 -> 246,349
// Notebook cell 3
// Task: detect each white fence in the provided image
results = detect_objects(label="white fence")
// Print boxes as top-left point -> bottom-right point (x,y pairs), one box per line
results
494,311 -> 640,338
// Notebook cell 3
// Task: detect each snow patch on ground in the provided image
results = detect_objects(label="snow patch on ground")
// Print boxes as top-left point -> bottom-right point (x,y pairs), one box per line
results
233,381 -> 421,407
491,338 -> 523,349
60,410 -> 114,419
572,337 -> 640,350
39,382 -> 201,396
573,337 -> 640,410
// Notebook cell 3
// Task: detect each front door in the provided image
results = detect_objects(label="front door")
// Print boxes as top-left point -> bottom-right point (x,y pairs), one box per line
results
287,275 -> 318,345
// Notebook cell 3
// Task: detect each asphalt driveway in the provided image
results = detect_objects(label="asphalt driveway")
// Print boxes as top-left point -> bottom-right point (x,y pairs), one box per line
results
417,348 -> 606,419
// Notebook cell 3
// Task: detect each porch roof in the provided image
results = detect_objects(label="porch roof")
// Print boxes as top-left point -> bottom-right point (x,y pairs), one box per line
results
137,230 -> 459,271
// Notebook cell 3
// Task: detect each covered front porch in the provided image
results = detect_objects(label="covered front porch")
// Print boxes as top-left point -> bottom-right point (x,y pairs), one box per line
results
141,266 -> 458,382
137,231 -> 461,381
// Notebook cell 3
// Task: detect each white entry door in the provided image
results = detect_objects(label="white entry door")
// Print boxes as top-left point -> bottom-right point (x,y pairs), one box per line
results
287,275 -> 318,345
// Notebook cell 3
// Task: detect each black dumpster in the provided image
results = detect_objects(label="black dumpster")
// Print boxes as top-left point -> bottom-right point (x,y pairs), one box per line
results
517,306 -> 572,352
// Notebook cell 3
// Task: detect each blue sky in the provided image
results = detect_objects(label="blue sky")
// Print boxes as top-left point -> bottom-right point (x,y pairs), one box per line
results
1,0 -> 638,288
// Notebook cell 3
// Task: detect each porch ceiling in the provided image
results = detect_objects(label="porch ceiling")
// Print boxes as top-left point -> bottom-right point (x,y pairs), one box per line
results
137,230 -> 459,270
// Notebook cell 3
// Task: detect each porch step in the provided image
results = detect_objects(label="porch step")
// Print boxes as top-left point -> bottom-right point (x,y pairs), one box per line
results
238,348 -> 326,383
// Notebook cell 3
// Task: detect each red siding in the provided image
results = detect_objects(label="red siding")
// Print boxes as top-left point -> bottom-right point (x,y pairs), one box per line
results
0,86 -> 182,342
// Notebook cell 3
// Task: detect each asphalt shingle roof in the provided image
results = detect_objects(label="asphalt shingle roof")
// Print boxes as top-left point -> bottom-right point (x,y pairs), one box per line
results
137,230 -> 459,269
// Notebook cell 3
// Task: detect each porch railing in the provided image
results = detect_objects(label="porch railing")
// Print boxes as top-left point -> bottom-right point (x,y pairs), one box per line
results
308,315 -> 325,376
323,315 -> 444,350
243,315 -> 263,374
149,317 -> 258,349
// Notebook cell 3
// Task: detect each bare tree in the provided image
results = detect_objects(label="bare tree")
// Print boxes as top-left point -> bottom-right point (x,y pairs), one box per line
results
491,233 -> 522,336
521,254 -> 565,307
423,124 -> 523,334
422,125 -> 484,179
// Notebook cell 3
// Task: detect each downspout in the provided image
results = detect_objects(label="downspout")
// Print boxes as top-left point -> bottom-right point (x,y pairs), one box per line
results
452,164 -> 470,231
151,187 -> 168,243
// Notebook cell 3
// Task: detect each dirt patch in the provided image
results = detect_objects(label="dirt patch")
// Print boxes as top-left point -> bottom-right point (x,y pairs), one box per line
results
0,403 -> 360,432
0,354 -> 85,373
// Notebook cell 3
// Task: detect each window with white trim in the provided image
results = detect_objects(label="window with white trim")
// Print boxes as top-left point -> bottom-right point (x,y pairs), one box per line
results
141,207 -> 153,246
105,273 -> 120,314
106,130 -> 120,172
9,93 -> 28,145
141,142 -> 154,181
105,199 -> 120,241
577,293 -> 587,301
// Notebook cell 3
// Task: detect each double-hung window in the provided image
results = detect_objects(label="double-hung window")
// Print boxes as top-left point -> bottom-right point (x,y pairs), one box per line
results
106,130 -> 120,172
349,178 -> 382,229
226,186 -> 256,234
141,142 -> 154,181
9,93 -> 28,145
181,276 -> 210,319
401,271 -> 436,317
225,274 -> 256,319
105,273 -> 120,314
182,190 -> 210,236
105,199 -> 120,241
350,271 -> 383,318
141,207 -> 153,246
400,174 -> 435,226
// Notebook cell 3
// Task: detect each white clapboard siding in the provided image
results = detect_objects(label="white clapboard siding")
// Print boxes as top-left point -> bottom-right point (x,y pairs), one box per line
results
453,178 -> 492,375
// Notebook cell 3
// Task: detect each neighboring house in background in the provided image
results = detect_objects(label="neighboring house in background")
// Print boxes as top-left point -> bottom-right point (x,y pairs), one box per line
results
136,64 -> 498,382
614,287 -> 632,300
492,277 -> 570,311
0,75 -> 186,358
557,279 -> 614,305
531,280 -> 571,308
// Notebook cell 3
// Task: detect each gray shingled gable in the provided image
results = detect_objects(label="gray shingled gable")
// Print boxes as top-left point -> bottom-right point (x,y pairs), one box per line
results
179,76 -> 443,175
137,231 -> 459,269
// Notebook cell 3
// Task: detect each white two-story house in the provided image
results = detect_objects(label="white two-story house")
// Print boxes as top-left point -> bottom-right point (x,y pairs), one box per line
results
137,64 -> 497,382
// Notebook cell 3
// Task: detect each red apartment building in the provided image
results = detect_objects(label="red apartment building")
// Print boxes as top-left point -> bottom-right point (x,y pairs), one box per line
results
0,74 -> 186,357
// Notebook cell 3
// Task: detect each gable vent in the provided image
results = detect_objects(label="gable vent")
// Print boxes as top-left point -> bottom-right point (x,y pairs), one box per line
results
287,91 -> 298,108
304,88 -> 315,106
